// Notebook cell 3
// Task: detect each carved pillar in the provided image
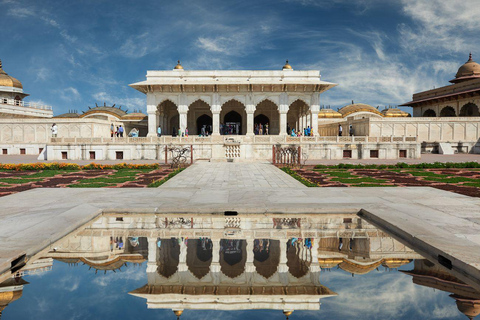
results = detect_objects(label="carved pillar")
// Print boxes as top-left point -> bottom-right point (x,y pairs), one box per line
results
210,239 -> 221,285
178,240 -> 188,272
279,92 -> 289,135
147,237 -> 157,273
147,94 -> 157,137
310,94 -> 320,136
278,240 -> 289,285
246,94 -> 256,136
211,93 -> 221,136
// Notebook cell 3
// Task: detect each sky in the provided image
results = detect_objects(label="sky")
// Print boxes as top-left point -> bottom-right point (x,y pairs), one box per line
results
1,0 -> 479,116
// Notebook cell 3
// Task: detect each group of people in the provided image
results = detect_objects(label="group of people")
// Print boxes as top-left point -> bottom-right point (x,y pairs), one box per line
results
338,124 -> 354,136
254,123 -> 269,135
288,124 -> 314,137
289,237 -> 314,249
220,123 -> 240,135
110,123 -> 124,137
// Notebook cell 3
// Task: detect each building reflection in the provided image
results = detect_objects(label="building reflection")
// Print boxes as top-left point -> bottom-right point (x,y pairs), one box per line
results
1,213 -> 479,318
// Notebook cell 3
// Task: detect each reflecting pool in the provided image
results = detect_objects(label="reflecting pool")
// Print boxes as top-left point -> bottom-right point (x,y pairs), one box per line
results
1,213 -> 478,319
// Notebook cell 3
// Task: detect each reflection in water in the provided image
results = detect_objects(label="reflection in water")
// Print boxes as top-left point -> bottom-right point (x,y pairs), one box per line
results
0,213 -> 479,319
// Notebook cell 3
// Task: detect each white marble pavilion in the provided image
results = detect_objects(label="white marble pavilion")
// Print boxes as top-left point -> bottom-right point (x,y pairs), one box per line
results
130,61 -> 337,136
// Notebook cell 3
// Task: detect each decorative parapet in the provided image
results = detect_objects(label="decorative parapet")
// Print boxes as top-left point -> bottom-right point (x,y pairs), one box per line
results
1,98 -> 52,111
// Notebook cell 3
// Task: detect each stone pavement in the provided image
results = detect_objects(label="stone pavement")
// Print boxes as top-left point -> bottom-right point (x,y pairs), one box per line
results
161,162 -> 306,189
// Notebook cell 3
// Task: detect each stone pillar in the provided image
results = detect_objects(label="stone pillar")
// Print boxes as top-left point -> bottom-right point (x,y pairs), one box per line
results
279,92 -> 289,135
246,240 -> 255,275
310,94 -> 320,136
147,237 -> 157,273
147,94 -> 157,137
278,240 -> 289,285
246,96 -> 256,136
309,238 -> 321,285
211,94 -> 221,136
210,239 -> 221,285
178,240 -> 188,272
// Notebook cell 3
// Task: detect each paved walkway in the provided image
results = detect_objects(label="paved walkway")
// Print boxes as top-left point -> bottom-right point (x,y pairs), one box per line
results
161,162 -> 306,189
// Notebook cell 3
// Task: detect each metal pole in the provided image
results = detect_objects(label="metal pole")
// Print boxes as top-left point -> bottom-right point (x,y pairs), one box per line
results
298,146 -> 301,165
190,145 -> 193,164
165,146 -> 168,165
272,145 -> 275,164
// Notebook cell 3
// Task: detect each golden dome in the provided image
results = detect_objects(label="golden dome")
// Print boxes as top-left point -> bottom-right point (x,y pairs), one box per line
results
282,60 -> 293,70
173,310 -> 183,317
381,108 -> 411,117
121,112 -> 147,120
381,259 -> 412,269
338,103 -> 382,117
338,259 -> 383,275
451,53 -> 480,83
174,60 -> 184,70
0,59 -> 23,89
318,258 -> 343,268
318,108 -> 343,119
283,310 -> 294,317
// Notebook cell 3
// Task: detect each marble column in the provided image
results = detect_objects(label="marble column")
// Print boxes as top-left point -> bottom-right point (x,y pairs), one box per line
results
279,92 -> 289,135
310,93 -> 320,136
178,240 -> 188,272
278,240 -> 289,285
246,108 -> 256,136
146,94 -> 157,137
178,105 -> 188,135
147,237 -> 157,273
210,239 -> 221,285
211,93 -> 221,136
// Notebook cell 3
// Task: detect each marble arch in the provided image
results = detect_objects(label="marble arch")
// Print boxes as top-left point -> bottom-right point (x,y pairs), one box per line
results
157,100 -> 178,135
460,103 -> 480,117
440,106 -> 456,117
288,99 -> 311,134
187,99 -> 212,135
221,100 -> 247,135
255,99 -> 280,135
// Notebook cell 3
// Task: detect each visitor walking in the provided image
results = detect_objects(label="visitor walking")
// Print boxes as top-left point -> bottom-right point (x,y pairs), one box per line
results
349,124 -> 354,136
116,126 -> 119,137
338,124 -> 343,136
110,123 -> 114,137
51,123 -> 58,138
178,128 -> 181,137
118,125 -> 124,137
185,127 -> 189,137
157,125 -> 162,137
201,125 -> 206,137
265,123 -> 269,135
172,126 -> 177,137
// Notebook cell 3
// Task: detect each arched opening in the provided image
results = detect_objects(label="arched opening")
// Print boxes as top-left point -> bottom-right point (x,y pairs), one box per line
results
186,239 -> 212,279
224,111 -> 242,135
287,238 -> 311,278
221,100 -> 246,135
460,103 -> 480,116
423,109 -> 436,117
188,100 -> 212,135
220,239 -> 246,278
254,239 -> 280,279
156,238 -> 180,278
288,99 -> 310,135
255,100 -> 279,135
440,106 -> 456,117
196,114 -> 213,135
254,114 -> 270,135
157,100 -> 179,136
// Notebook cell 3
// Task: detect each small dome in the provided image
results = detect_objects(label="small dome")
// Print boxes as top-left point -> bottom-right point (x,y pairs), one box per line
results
282,60 -> 293,70
381,108 -> 410,117
318,108 -> 343,118
451,295 -> 480,320
0,59 -> 23,89
121,112 -> 147,120
174,60 -> 184,70
451,53 -> 480,83
338,103 -> 383,117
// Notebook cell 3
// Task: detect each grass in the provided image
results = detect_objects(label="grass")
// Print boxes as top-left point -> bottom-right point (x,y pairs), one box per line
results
0,177 -> 44,184
68,182 -> 117,188
72,169 -> 154,186
422,176 -> 479,183
148,168 -> 185,187
349,184 -> 396,187
331,177 -> 387,183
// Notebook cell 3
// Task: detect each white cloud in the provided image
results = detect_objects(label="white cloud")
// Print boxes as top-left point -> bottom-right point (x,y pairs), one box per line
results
119,32 -> 160,58
59,87 -> 81,101
196,31 -> 254,56
93,91 -> 145,113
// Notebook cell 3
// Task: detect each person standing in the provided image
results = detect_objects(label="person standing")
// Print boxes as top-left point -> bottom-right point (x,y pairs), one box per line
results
172,127 -> 177,137
110,123 -> 114,137
307,126 -> 311,136
116,126 -> 119,137
51,123 -> 58,138
157,125 -> 162,137
338,124 -> 343,136
118,125 -> 124,137
265,123 -> 269,135
185,127 -> 189,137
349,124 -> 354,136
178,127 -> 181,137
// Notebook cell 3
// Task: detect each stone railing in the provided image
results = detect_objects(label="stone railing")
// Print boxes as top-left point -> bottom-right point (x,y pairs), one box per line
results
49,135 -> 417,144
1,98 -> 53,110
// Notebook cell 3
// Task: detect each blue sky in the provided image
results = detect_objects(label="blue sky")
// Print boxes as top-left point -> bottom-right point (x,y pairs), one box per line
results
0,0 -> 478,115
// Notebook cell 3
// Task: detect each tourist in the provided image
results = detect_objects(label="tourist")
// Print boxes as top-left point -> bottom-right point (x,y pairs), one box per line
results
349,124 -> 354,136
201,125 -> 206,137
118,125 -> 124,137
110,123 -> 114,137
116,126 -> 119,137
265,123 -> 269,135
178,128 -> 181,137
291,128 -> 296,136
338,124 -> 343,136
307,126 -> 311,136
259,124 -> 263,135
157,125 -> 162,137
185,127 -> 189,137
287,123 -> 290,134
172,126 -> 177,137
51,123 -> 58,138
